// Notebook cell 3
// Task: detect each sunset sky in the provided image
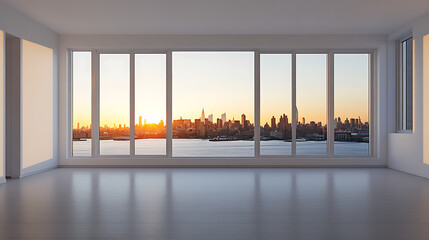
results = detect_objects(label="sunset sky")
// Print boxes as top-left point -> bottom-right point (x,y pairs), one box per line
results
173,52 -> 254,123
73,52 -> 369,129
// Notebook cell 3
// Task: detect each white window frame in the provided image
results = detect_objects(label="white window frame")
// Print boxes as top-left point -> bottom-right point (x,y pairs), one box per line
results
67,48 -> 377,161
397,35 -> 413,133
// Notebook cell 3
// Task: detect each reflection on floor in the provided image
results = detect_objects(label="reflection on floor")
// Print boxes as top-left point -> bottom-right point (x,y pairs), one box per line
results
1,168 -> 429,240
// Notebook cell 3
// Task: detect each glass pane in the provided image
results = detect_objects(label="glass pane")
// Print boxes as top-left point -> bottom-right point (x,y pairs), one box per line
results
172,52 -> 254,157
296,54 -> 327,155
99,54 -> 130,155
260,54 -> 292,155
334,54 -> 369,155
404,38 -> 413,130
72,52 -> 92,157
135,54 -> 166,155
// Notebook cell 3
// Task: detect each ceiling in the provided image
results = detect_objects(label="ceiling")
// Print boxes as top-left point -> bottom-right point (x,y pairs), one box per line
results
2,0 -> 429,35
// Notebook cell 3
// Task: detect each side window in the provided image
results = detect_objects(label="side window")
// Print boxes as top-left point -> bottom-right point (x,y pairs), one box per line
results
398,37 -> 413,131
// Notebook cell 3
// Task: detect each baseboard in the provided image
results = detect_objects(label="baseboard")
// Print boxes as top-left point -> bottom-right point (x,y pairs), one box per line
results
389,163 -> 429,179
0,177 -> 6,184
21,158 -> 58,178
59,165 -> 387,168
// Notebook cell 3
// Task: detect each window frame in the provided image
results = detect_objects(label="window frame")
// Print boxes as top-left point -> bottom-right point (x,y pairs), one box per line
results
67,48 -> 376,161
397,35 -> 414,133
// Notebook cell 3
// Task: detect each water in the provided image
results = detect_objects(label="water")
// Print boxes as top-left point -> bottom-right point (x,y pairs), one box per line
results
73,139 -> 369,157
173,139 -> 253,157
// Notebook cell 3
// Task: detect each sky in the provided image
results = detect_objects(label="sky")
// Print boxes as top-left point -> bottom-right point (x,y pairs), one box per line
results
73,51 -> 369,129
172,52 -> 254,123
296,54 -> 327,125
260,54 -> 292,125
99,54 -> 130,128
135,54 -> 166,124
73,52 -> 92,128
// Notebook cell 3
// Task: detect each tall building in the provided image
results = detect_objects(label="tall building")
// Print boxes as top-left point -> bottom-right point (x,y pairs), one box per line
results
139,116 -> 142,127
296,107 -> 299,125
221,113 -> 226,124
241,114 -> 246,129
201,108 -> 205,121
144,119 -> 147,126
217,118 -> 223,128
302,117 -> 306,125
350,118 -> 356,127
77,122 -> 80,129
208,114 -> 213,123
271,116 -> 276,129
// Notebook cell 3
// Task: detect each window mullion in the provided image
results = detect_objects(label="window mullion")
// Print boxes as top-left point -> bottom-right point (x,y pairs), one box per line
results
254,51 -> 260,158
328,53 -> 334,157
292,53 -> 297,156
130,53 -> 135,156
92,51 -> 100,157
166,51 -> 173,158
68,50 -> 73,158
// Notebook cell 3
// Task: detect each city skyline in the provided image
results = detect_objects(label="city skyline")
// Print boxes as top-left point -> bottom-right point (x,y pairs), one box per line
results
73,52 -> 369,129
73,109 -> 368,130
74,108 -> 369,144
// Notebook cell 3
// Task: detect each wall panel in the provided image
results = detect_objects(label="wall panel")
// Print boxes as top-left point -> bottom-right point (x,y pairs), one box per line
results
22,40 -> 53,169
0,30 -> 4,178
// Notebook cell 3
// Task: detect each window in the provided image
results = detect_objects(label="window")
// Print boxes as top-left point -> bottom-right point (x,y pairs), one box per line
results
334,54 -> 370,155
69,50 -> 374,159
260,54 -> 292,155
172,52 -> 254,157
296,54 -> 327,155
99,54 -> 130,155
135,54 -> 166,155
398,36 -> 413,131
72,52 -> 92,156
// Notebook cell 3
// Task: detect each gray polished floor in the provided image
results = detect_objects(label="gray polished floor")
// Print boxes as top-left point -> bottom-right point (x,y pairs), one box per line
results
1,168 -> 429,239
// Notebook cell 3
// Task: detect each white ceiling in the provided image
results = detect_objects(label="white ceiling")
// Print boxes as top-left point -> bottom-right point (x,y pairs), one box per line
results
2,0 -> 429,35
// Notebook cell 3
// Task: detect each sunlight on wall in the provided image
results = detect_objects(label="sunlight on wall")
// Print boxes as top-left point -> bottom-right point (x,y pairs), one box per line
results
0,31 -> 4,177
22,40 -> 53,169
424,35 -> 429,165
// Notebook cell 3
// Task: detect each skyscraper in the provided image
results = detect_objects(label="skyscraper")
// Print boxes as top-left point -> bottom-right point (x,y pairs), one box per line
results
217,118 -> 223,128
221,113 -> 226,124
208,114 -> 213,123
296,107 -> 299,125
139,116 -> 142,127
241,114 -> 246,129
201,108 -> 205,121
271,116 -> 276,129
302,117 -> 306,125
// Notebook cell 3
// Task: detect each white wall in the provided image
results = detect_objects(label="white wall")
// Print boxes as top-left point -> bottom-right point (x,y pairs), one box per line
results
59,34 -> 388,166
21,40 -> 54,170
0,30 -> 4,183
388,13 -> 429,178
0,0 -> 58,177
